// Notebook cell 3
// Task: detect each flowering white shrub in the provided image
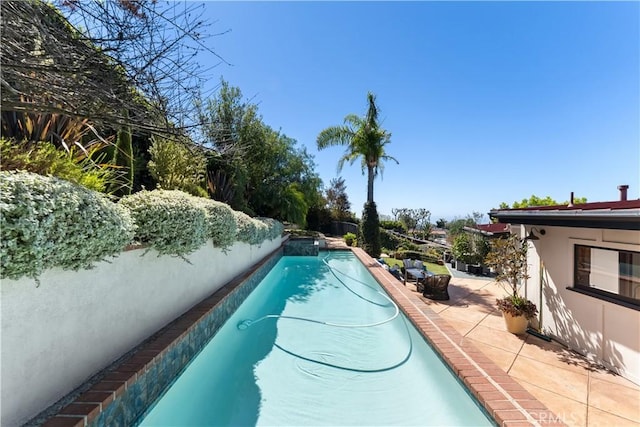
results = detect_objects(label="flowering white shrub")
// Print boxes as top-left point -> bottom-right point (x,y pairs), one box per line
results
1,172 -> 283,280
257,217 -> 285,240
194,198 -> 237,251
234,211 -> 267,245
0,171 -> 135,280
119,190 -> 208,256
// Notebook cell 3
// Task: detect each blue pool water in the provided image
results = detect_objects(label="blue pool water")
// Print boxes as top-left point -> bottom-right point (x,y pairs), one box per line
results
138,252 -> 494,426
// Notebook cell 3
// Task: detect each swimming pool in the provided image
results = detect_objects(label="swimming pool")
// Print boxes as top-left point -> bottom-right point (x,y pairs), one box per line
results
138,251 -> 494,426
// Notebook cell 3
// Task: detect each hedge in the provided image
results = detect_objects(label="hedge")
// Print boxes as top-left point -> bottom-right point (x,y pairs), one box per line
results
2,172 -> 284,281
0,171 -> 135,280
234,211 -> 268,245
118,190 -> 209,257
195,198 -> 238,251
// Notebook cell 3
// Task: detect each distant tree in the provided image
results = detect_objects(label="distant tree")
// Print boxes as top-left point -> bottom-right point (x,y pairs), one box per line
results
326,177 -> 352,221
499,195 -> 587,209
395,208 -> 417,235
436,218 -> 447,229
316,92 -> 398,205
317,92 -> 397,256
446,214 -> 479,239
199,80 -> 322,225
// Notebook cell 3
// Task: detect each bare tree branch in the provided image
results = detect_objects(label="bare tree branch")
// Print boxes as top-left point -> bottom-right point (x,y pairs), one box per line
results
1,0 -> 228,135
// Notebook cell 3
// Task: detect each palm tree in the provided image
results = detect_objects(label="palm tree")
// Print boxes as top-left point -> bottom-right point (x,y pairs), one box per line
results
316,92 -> 398,204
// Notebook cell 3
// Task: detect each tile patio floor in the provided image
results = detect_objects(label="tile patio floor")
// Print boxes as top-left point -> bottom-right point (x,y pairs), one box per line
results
323,238 -> 640,426
408,271 -> 640,427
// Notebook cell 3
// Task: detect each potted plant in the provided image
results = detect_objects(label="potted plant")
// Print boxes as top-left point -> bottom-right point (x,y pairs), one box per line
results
484,234 -> 538,334
343,232 -> 356,247
451,233 -> 472,271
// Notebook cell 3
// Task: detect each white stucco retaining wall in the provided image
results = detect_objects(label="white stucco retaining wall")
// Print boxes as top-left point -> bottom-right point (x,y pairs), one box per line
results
518,225 -> 640,385
1,237 -> 283,427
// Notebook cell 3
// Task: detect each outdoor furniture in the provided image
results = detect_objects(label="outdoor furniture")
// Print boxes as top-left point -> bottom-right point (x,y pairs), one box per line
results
402,259 -> 427,286
421,274 -> 452,300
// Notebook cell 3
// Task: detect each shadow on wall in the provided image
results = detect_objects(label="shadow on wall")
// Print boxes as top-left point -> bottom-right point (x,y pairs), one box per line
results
541,262 -> 625,375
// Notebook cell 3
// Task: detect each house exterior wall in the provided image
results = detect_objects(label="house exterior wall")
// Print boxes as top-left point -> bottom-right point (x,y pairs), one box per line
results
515,225 -> 640,385
0,237 -> 283,427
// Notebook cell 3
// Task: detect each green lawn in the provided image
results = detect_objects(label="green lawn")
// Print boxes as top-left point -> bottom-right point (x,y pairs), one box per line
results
383,257 -> 450,275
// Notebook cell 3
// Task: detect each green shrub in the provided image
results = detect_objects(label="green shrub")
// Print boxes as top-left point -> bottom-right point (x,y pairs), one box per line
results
148,135 -> 207,197
235,211 -> 269,245
0,171 -> 135,280
0,139 -> 116,193
359,202 -> 381,257
343,232 -> 357,246
119,190 -> 208,256
452,233 -> 473,263
257,217 -> 285,240
393,249 -> 442,264
379,220 -> 406,233
380,229 -> 402,252
194,198 -> 238,251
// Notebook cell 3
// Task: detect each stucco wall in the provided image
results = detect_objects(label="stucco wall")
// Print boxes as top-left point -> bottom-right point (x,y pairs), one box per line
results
1,237 -> 283,427
518,225 -> 640,385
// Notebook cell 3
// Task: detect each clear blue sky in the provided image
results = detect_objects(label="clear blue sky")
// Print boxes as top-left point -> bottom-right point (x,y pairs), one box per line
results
198,1 -> 639,222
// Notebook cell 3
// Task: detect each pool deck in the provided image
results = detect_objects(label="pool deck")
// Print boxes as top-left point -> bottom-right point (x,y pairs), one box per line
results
346,245 -> 640,427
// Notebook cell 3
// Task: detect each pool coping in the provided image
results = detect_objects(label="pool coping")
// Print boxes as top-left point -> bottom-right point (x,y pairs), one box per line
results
40,246 -> 565,427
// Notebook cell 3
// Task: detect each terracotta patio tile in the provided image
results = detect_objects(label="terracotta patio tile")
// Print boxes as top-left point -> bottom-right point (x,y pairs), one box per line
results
589,368 -> 640,391
518,381 -> 587,426
466,325 -> 526,353
588,377 -> 640,422
509,356 -> 588,404
586,406 -> 639,427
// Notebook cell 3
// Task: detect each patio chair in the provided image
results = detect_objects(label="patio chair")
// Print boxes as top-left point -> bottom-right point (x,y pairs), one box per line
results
402,259 -> 426,285
421,274 -> 451,300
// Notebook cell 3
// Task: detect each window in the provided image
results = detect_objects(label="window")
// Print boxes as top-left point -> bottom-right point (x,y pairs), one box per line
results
573,245 -> 640,306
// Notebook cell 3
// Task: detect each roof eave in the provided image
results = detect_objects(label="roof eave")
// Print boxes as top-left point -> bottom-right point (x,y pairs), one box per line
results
490,209 -> 640,231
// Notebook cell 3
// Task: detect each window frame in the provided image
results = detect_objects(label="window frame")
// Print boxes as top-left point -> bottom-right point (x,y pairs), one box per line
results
569,244 -> 640,310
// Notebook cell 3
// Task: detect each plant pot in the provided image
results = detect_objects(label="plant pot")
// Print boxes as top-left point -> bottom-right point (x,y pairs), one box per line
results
502,312 -> 529,335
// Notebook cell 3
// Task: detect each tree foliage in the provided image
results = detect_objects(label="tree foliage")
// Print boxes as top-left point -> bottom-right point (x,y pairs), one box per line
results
359,202 -> 381,257
499,194 -> 587,209
392,208 -> 431,237
484,234 -> 530,300
148,135 -> 207,197
325,177 -> 352,221
446,213 -> 482,238
199,80 -> 322,225
316,92 -> 398,204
